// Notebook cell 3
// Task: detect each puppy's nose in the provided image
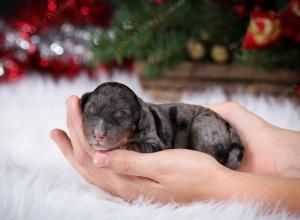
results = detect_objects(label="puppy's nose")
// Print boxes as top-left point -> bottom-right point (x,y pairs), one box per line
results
93,130 -> 106,142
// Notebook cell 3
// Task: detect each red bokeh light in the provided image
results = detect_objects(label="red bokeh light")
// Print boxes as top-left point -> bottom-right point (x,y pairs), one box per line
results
81,6 -> 90,16
48,1 -> 57,11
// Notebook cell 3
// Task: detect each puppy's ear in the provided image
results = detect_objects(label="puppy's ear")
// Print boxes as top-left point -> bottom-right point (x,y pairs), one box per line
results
137,97 -> 148,131
80,92 -> 91,110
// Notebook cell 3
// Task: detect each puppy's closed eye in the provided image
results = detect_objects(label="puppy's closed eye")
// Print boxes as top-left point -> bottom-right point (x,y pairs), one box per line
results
114,110 -> 129,118
86,105 -> 97,116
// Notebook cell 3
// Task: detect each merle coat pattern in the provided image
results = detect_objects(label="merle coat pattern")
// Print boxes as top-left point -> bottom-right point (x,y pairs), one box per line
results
81,82 -> 244,169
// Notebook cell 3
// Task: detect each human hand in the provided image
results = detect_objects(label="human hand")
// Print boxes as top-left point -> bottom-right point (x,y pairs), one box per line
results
50,96 -> 228,202
205,102 -> 300,178
51,96 -> 300,204
50,96 -> 142,198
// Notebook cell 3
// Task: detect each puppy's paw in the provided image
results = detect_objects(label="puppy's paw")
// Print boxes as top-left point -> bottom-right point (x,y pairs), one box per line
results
225,143 -> 244,169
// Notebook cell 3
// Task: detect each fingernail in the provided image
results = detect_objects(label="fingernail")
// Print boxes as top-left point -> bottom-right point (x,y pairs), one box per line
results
93,153 -> 108,167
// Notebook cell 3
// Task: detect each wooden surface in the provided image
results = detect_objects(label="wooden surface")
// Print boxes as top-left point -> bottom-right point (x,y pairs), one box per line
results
137,62 -> 300,102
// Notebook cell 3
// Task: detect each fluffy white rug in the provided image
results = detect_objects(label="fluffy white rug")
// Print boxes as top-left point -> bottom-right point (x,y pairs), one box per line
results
1,72 -> 300,220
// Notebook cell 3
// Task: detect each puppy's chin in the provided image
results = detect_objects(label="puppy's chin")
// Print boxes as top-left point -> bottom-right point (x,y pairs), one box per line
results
91,144 -> 117,151
91,141 -> 130,151
92,146 -> 115,151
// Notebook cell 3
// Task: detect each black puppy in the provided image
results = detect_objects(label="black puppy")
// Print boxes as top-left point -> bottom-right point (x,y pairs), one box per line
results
80,82 -> 244,169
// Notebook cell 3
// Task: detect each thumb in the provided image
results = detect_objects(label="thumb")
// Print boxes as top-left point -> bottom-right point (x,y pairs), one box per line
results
93,149 -> 159,179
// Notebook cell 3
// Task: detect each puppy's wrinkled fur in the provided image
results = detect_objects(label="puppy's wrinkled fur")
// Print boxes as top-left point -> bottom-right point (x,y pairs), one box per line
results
81,82 -> 244,169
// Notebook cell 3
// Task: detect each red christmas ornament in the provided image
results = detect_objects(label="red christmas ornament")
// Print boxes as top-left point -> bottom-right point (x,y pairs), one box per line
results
243,0 -> 300,49
243,11 -> 282,49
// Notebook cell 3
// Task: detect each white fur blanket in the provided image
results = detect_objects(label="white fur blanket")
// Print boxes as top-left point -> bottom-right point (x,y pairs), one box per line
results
1,72 -> 300,220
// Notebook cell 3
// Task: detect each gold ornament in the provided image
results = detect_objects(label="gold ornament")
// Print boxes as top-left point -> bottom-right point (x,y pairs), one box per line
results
186,39 -> 206,60
210,45 -> 230,63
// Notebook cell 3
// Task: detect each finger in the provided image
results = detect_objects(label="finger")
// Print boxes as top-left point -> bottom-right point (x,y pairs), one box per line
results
202,102 -> 243,122
66,96 -> 86,157
66,96 -> 97,158
50,131 -> 165,203
65,97 -> 92,163
50,128 -> 76,165
93,149 -> 165,179
50,129 -> 123,196
202,103 -> 229,118
203,102 -> 266,132
106,171 -> 163,202
50,129 -> 100,185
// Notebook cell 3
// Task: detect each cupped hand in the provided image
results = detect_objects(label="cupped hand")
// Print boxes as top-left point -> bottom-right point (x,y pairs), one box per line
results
50,96 -> 227,202
50,96 -> 149,200
51,96 -> 300,203
203,102 -> 276,175
204,102 -> 300,177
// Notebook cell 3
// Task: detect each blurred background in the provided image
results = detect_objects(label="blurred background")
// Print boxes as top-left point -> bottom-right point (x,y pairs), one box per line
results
0,0 -> 299,101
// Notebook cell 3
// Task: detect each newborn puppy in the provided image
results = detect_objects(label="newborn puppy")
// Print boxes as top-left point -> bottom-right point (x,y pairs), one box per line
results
81,82 -> 244,169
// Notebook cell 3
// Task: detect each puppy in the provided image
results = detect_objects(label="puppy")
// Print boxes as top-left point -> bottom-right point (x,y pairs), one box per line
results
80,82 -> 244,169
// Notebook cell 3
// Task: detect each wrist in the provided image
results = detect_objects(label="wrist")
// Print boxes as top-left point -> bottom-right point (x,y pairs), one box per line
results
202,164 -> 237,201
272,127 -> 300,178
210,168 -> 258,203
205,167 -> 300,214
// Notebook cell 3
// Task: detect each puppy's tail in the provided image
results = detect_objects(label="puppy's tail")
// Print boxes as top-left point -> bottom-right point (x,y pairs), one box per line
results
225,143 -> 244,170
